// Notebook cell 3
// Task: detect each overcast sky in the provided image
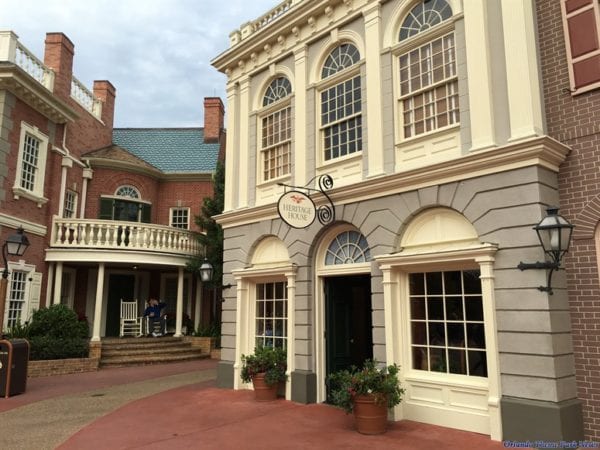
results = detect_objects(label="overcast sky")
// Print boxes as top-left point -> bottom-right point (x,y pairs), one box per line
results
1,0 -> 278,127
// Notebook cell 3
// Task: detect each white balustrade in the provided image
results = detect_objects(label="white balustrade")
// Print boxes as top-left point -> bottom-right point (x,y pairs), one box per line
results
71,76 -> 102,119
51,218 -> 201,256
0,31 -> 55,91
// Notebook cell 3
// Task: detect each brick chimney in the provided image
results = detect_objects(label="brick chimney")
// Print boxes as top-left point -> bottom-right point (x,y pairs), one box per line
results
93,80 -> 116,132
204,97 -> 224,143
44,32 -> 74,100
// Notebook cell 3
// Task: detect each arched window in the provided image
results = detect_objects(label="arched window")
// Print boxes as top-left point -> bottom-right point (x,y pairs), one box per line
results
399,0 -> 453,41
260,76 -> 292,181
325,230 -> 371,265
115,185 -> 140,199
397,0 -> 458,138
320,44 -> 362,162
263,77 -> 292,106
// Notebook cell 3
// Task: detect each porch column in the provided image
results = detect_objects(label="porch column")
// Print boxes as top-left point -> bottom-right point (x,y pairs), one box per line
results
52,261 -> 63,305
174,266 -> 184,337
45,262 -> 54,307
91,262 -> 105,342
79,168 -> 93,218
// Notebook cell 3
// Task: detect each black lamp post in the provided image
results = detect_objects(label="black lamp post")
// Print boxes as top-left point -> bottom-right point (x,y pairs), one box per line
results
1,227 -> 30,333
517,207 -> 574,295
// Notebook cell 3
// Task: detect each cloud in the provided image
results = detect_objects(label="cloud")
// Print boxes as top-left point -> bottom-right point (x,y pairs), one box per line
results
1,0 -> 278,127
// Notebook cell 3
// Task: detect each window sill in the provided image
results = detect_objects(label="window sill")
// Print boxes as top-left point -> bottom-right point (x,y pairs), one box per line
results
256,174 -> 291,189
12,187 -> 48,208
397,123 -> 460,146
317,151 -> 362,170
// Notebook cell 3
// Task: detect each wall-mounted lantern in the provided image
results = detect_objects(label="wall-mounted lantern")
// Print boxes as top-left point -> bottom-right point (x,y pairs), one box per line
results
517,207 -> 574,295
1,227 -> 31,333
199,258 -> 232,290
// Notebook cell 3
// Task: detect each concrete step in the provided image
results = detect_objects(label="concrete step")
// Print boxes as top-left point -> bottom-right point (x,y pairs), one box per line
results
102,345 -> 198,357
100,352 -> 209,367
101,339 -> 188,352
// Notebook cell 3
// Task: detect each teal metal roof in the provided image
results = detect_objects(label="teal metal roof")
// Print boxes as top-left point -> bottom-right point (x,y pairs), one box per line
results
112,128 -> 219,173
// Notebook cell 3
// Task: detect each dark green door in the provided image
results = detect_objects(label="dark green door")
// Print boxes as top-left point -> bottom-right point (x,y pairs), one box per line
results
325,275 -> 373,397
106,274 -> 135,337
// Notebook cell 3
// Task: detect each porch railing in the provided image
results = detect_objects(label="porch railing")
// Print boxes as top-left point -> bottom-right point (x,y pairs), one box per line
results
50,217 -> 201,255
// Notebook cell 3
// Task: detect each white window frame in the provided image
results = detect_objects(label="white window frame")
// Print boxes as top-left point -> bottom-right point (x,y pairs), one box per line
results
560,0 -> 600,95
170,207 -> 190,229
255,281 -> 288,349
13,122 -> 49,206
63,190 -> 78,219
393,4 -> 459,143
2,262 -> 37,329
317,44 -> 363,167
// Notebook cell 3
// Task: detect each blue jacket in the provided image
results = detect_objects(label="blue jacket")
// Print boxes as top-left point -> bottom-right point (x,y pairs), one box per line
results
143,302 -> 166,318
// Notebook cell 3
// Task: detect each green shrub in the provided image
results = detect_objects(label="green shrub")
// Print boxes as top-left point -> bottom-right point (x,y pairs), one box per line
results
28,304 -> 88,340
25,305 -> 89,360
194,322 -> 221,338
28,336 -> 89,360
241,345 -> 287,386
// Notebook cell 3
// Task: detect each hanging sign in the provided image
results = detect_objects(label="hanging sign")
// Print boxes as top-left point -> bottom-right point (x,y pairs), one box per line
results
277,175 -> 335,229
277,190 -> 316,229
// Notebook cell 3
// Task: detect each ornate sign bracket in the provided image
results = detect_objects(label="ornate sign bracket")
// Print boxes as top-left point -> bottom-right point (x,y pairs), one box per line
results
277,174 -> 335,227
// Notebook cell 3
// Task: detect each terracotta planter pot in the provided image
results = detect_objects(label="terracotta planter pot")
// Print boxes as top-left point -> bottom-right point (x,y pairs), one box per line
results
251,373 -> 278,401
352,394 -> 388,434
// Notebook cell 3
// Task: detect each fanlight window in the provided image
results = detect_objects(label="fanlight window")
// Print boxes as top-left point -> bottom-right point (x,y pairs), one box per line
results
399,0 -> 453,41
325,231 -> 371,265
321,43 -> 360,79
263,77 -> 292,106
115,185 -> 140,199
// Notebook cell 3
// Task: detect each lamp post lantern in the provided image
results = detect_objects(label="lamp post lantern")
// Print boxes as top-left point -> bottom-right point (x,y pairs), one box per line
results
0,227 -> 30,334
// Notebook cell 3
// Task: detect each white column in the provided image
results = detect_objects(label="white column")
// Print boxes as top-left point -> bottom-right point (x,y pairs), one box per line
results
293,46 -> 308,186
476,256 -> 502,441
237,77 -> 250,208
0,31 -> 18,62
363,4 -> 385,177
175,266 -> 184,337
57,156 -> 72,218
463,0 -> 496,151
45,262 -> 54,307
233,277 -> 246,390
91,263 -> 105,342
52,261 -> 63,305
382,266 -> 403,421
500,0 -> 544,141
224,82 -> 238,211
285,270 -> 296,401
79,168 -> 93,218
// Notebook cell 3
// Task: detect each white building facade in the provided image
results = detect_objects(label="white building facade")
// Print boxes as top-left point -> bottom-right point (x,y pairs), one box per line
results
212,0 -> 583,441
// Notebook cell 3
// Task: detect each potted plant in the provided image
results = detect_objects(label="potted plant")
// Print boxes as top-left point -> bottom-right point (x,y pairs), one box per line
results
327,359 -> 405,434
241,345 -> 287,401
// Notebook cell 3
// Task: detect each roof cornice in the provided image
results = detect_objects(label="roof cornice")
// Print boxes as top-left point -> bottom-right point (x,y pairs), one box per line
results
0,63 -> 79,123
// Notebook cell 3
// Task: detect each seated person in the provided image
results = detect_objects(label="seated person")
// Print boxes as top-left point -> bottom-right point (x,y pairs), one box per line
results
143,298 -> 167,336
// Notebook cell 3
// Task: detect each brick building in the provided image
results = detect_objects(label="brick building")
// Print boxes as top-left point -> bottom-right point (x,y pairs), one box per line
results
0,31 -> 224,340
537,0 -> 600,440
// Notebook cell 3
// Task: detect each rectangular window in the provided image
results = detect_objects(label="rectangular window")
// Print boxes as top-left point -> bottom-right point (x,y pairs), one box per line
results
321,75 -> 362,161
7,271 -> 27,328
399,33 -> 459,138
64,190 -> 77,218
20,133 -> 40,192
261,106 -> 291,181
170,207 -> 190,229
256,281 -> 287,349
561,0 -> 600,93
409,270 -> 487,378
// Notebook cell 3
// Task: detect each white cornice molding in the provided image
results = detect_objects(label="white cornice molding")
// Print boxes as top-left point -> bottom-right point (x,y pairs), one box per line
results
0,64 -> 79,123
0,213 -> 47,236
44,248 -> 193,266
215,136 -> 570,229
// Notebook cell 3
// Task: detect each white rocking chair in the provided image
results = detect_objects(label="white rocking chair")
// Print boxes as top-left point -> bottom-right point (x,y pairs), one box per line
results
120,299 -> 142,337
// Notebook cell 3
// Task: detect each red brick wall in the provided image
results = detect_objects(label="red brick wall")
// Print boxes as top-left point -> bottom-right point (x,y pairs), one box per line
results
156,180 -> 214,231
537,0 -> 600,439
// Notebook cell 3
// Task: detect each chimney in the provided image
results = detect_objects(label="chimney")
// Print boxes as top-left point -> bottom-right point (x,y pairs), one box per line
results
203,97 -> 224,143
93,80 -> 116,132
43,32 -> 74,100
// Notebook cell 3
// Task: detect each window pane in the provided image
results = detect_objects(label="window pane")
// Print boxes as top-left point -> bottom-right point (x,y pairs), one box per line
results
411,321 -> 427,345
465,297 -> 484,321
448,349 -> 467,375
430,347 -> 447,373
411,298 -> 426,319
447,323 -> 465,347
445,298 -> 463,320
463,270 -> 481,294
466,323 -> 486,349
426,272 -> 443,294
444,271 -> 462,294
428,322 -> 445,346
427,297 -> 444,320
468,351 -> 488,377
